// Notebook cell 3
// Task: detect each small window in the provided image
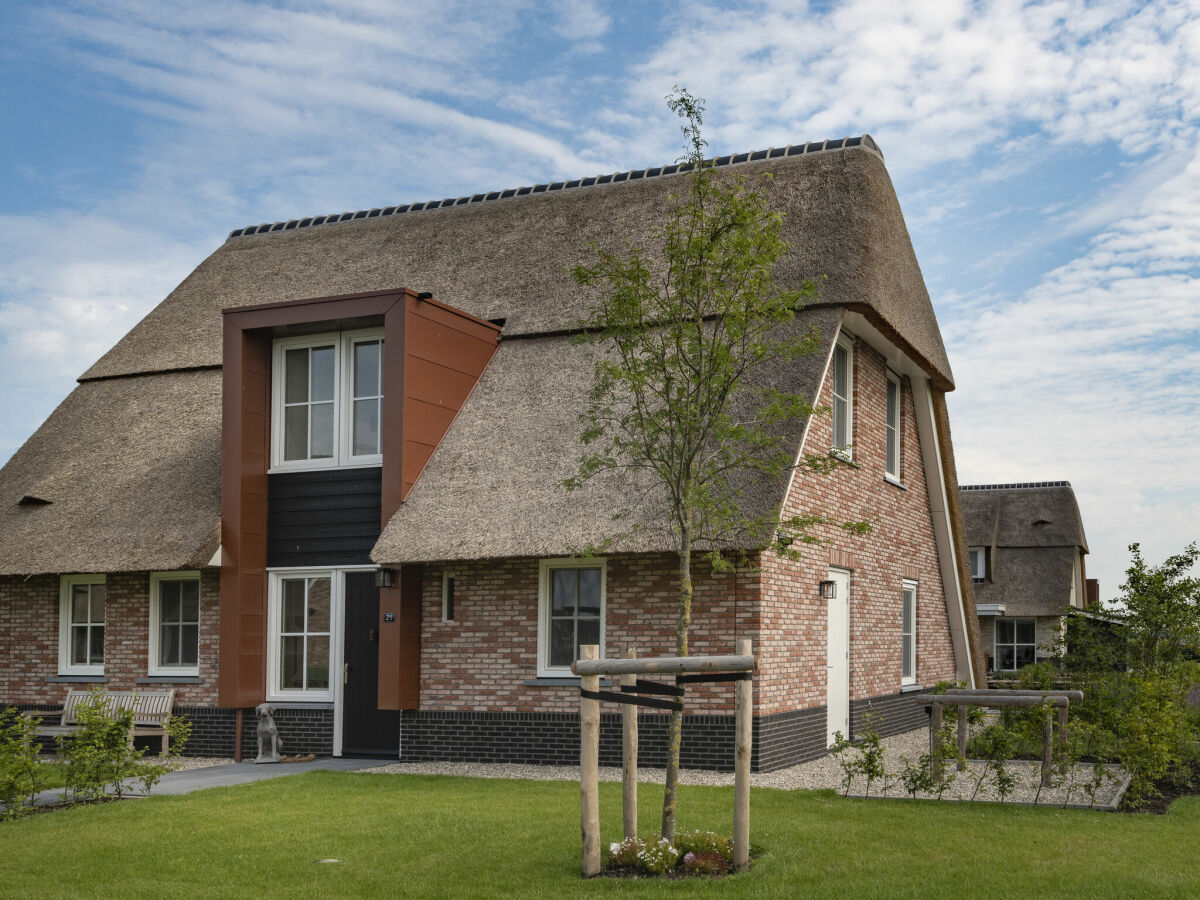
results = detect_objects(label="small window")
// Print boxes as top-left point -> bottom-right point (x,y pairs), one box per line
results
442,572 -> 455,622
270,574 -> 333,698
901,581 -> 917,684
538,558 -> 605,677
968,547 -> 987,583
149,572 -> 201,676
995,618 -> 1037,670
885,371 -> 901,481
59,575 -> 106,676
831,335 -> 854,457
272,329 -> 384,471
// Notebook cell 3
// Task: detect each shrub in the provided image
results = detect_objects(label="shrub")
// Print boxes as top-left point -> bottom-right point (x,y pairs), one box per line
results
682,851 -> 730,875
1,707 -> 49,819
675,829 -> 733,862
604,836 -> 679,876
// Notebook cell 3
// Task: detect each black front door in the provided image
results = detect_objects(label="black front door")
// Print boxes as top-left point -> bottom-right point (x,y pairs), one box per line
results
342,572 -> 400,756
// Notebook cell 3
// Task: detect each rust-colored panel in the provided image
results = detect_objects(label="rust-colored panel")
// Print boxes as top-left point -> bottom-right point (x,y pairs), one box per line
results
376,581 -> 403,710
406,313 -> 495,377
403,397 -> 458,446
404,356 -> 480,409
396,564 -> 423,709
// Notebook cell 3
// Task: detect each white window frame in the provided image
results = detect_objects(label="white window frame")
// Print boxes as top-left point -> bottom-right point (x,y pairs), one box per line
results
968,547 -> 987,583
994,617 -> 1037,671
830,333 -> 854,459
266,569 -> 344,703
270,328 -> 384,472
147,572 -> 201,677
885,370 -> 902,482
58,574 -> 106,677
901,580 -> 917,685
537,558 -> 606,678
441,570 -> 455,623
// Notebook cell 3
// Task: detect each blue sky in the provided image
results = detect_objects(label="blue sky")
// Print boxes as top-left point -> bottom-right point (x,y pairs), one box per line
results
2,0 -> 1198,598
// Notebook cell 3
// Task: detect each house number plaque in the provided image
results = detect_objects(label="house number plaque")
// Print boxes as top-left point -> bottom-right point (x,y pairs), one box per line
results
383,613 -> 396,622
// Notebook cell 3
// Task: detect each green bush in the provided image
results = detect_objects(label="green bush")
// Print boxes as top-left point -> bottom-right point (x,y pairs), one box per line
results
1,707 -> 50,819
604,836 -> 680,876
675,829 -> 733,862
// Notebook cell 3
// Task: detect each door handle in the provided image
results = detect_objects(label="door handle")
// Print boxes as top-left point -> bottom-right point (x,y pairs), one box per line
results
344,662 -> 350,685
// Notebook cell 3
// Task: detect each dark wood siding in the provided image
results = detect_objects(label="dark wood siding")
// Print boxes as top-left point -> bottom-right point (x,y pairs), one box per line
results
267,469 -> 382,568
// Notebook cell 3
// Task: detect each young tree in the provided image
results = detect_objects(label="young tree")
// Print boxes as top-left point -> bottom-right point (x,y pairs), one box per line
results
567,88 -> 867,840
1118,542 -> 1200,672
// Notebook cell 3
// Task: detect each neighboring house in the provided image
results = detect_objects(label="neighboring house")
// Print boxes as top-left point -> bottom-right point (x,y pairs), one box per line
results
958,481 -> 1096,672
0,136 -> 984,769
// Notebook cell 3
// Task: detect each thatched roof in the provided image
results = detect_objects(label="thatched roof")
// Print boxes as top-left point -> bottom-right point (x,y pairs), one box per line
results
2,136 -> 955,574
371,308 -> 841,563
959,483 -> 1087,617
81,140 -> 953,389
0,371 -> 221,575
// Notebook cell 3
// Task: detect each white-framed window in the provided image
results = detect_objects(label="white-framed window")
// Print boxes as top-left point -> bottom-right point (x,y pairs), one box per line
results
271,329 -> 384,471
537,558 -> 606,677
885,370 -> 901,481
267,571 -> 337,701
58,574 -> 106,676
442,571 -> 455,623
148,572 -> 201,677
831,334 -> 854,458
901,580 -> 917,685
995,618 -> 1037,671
969,547 -> 987,583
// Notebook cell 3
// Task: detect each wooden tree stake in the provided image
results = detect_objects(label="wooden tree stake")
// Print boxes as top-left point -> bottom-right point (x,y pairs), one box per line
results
622,646 -> 638,840
957,703 -> 968,771
733,638 -> 752,872
930,700 -> 944,784
1041,712 -> 1054,788
580,644 -> 601,877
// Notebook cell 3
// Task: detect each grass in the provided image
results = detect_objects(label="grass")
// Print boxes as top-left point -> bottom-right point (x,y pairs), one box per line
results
2,772 -> 1199,898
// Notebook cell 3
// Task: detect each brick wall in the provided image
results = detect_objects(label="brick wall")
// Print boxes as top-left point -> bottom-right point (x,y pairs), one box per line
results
0,569 -> 220,706
758,332 -> 958,721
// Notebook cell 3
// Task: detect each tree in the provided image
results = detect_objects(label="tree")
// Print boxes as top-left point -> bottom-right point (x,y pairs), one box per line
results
1118,541 -> 1200,672
567,88 -> 867,840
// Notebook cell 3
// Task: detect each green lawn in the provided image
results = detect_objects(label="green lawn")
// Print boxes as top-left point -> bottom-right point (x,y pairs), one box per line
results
3,773 -> 1198,898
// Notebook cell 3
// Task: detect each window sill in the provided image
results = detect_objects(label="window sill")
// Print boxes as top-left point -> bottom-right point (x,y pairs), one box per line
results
524,677 -> 614,687
262,701 -> 334,709
827,448 -> 860,467
46,675 -> 106,683
268,461 -> 382,476
138,676 -> 203,684
884,475 -> 906,490
900,683 -> 923,693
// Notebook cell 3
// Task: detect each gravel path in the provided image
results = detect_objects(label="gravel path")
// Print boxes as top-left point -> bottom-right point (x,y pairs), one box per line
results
363,728 -> 1128,809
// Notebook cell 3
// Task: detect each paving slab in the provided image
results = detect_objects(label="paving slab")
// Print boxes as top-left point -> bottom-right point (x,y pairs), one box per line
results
149,757 -> 386,794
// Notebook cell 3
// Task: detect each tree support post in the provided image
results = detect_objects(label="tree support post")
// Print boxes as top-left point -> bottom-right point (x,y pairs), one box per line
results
930,700 -> 944,783
1041,712 -> 1054,788
580,644 -> 601,876
622,646 -> 638,840
957,702 -> 968,771
733,638 -> 752,872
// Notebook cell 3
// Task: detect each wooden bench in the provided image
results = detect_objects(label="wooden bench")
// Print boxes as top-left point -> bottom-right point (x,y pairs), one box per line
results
28,689 -> 176,756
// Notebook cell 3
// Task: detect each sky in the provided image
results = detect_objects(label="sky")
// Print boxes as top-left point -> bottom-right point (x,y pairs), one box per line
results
1,0 -> 1198,600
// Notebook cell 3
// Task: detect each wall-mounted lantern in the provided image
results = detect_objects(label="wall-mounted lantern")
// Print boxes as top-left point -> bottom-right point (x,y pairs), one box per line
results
819,580 -> 837,599
374,568 -> 396,588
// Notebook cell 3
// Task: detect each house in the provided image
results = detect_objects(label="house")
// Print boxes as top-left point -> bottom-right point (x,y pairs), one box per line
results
958,481 -> 1095,672
0,136 -> 985,769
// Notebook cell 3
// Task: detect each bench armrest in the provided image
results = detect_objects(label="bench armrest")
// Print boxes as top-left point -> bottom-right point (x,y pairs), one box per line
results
21,708 -> 62,720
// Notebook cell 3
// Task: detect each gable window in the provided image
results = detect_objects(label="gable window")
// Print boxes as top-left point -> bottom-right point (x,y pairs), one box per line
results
968,547 -> 987,583
831,335 -> 854,458
59,575 -> 106,676
267,572 -> 335,700
537,558 -> 605,677
885,371 -> 901,481
901,580 -> 917,684
995,618 -> 1036,670
271,329 -> 383,470
149,572 -> 200,676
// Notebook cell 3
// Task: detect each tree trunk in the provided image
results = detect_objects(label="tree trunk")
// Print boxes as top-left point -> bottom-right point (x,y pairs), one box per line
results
661,519 -> 693,842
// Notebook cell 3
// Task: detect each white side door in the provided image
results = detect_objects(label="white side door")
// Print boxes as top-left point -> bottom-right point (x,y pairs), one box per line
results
826,568 -> 851,747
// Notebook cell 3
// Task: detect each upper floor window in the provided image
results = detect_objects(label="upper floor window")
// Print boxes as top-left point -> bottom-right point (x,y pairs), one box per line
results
271,329 -> 383,471
831,335 -> 854,458
968,547 -> 987,583
885,371 -> 901,481
59,574 -> 106,676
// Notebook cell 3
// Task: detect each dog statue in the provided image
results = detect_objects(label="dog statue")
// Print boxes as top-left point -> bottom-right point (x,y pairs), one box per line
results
255,702 -> 282,764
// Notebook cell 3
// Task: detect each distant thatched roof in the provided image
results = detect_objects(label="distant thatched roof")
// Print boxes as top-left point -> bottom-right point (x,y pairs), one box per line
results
0,371 -> 220,575
959,483 -> 1088,617
2,137 -> 954,574
371,308 -> 840,564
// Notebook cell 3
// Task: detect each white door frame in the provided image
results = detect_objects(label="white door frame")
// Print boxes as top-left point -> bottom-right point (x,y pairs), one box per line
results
826,567 -> 851,747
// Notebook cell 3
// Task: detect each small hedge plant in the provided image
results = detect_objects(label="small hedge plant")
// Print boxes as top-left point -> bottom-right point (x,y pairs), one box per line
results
1,707 -> 50,819
604,830 -> 735,877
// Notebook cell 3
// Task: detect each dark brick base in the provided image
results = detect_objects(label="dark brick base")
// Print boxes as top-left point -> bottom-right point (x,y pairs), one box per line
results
850,690 -> 930,740
755,706 -> 828,770
174,706 -> 335,759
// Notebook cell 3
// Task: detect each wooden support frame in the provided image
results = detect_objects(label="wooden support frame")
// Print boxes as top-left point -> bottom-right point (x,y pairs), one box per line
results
574,642 -> 756,876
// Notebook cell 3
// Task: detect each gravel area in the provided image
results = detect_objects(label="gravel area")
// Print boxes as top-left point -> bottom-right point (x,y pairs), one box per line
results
167,757 -> 236,772
363,728 -> 1129,809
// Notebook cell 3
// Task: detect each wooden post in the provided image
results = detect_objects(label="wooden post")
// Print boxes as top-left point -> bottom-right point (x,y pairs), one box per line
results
622,647 -> 638,841
957,703 -> 968,771
580,645 -> 601,877
1057,703 -> 1069,769
1041,711 -> 1054,788
733,638 -> 752,873
930,700 -> 944,783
